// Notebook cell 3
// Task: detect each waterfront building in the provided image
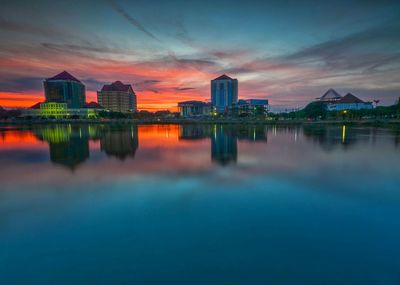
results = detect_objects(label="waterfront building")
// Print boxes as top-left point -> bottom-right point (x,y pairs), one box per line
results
211,74 -> 238,113
236,99 -> 269,115
97,81 -> 137,113
327,93 -> 373,111
44,71 -> 86,108
178,101 -> 211,117
22,102 -> 101,119
317,88 -> 342,102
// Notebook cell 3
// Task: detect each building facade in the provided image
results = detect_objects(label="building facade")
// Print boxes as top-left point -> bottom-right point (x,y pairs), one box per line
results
211,74 -> 238,113
236,99 -> 269,115
327,93 -> 373,111
97,81 -> 137,113
178,101 -> 211,117
44,71 -> 86,108
22,102 -> 100,119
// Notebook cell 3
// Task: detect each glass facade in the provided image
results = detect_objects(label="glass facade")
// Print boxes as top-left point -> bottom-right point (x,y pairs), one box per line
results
44,80 -> 86,108
211,76 -> 238,113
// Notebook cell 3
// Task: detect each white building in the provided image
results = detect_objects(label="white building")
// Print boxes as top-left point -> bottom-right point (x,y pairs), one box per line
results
327,93 -> 373,111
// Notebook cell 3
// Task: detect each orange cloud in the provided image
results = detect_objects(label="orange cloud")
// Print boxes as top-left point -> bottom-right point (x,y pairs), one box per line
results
0,92 -> 43,108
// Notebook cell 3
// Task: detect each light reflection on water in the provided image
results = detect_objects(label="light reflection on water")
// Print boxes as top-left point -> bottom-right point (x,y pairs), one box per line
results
0,124 -> 400,285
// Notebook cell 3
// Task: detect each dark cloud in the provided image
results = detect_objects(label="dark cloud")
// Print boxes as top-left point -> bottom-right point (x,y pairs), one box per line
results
108,0 -> 162,43
175,87 -> 196,91
81,78 -> 108,91
133,79 -> 161,86
283,19 -> 400,72
0,76 -> 43,92
174,20 -> 196,47
146,51 -> 218,70
41,43 -> 126,55
0,17 -> 67,38
219,67 -> 254,75
175,58 -> 216,67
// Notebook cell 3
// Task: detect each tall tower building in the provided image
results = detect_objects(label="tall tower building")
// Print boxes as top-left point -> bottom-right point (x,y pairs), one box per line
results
97,81 -> 137,113
44,71 -> 86,108
211,74 -> 238,113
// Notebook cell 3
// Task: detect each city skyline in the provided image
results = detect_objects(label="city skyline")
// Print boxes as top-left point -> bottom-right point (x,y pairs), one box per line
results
1,0 -> 400,111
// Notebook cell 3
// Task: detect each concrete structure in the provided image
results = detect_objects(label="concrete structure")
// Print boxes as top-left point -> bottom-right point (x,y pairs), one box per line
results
327,93 -> 373,111
178,101 -> 211,117
97,81 -> 137,113
44,71 -> 86,108
211,74 -> 238,113
236,99 -> 269,115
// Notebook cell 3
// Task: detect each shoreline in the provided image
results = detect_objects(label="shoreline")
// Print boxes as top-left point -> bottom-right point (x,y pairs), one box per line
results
1,118 -> 400,127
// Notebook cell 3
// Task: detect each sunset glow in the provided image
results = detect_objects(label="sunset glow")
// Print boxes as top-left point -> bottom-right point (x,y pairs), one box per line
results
1,0 -> 399,110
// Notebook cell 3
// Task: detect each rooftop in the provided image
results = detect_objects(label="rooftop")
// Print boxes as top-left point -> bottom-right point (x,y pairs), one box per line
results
84,102 -> 103,109
213,74 -> 234,81
337,93 -> 365,104
30,102 -> 42,109
46,71 -> 82,83
178,100 -> 211,106
101,81 -> 133,92
238,99 -> 269,105
318,88 -> 342,101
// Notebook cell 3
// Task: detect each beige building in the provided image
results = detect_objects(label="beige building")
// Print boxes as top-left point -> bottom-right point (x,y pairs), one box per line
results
97,81 -> 137,113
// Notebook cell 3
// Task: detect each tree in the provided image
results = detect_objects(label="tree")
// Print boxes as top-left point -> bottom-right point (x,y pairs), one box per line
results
301,101 -> 328,119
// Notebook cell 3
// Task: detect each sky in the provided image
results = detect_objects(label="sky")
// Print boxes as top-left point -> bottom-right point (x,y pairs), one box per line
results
0,0 -> 399,111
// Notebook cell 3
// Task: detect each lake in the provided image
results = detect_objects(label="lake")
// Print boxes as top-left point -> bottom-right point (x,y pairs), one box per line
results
1,124 -> 400,284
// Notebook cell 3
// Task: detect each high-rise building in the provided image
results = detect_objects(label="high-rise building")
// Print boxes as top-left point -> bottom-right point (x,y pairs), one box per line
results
211,74 -> 238,113
44,71 -> 86,108
97,81 -> 137,113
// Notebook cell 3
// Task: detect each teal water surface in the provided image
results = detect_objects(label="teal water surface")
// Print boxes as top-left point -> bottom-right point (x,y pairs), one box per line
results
0,124 -> 400,284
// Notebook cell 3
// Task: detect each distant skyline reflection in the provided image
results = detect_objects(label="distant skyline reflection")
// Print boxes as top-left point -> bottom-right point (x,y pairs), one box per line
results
0,124 -> 399,173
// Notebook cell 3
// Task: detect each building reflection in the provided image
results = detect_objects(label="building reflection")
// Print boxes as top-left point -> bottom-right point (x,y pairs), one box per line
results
100,125 -> 139,160
211,125 -> 238,165
178,124 -> 211,140
302,125 -> 375,150
178,124 -> 269,165
34,125 -> 90,170
237,125 -> 268,143
33,124 -> 140,168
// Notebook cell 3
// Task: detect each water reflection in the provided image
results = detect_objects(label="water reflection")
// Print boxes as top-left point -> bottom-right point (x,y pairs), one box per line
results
302,125 -> 377,150
1,123 -> 400,285
211,125 -> 237,165
100,125 -> 139,160
30,124 -> 139,169
34,125 -> 90,170
178,125 -> 268,165
0,124 -> 399,171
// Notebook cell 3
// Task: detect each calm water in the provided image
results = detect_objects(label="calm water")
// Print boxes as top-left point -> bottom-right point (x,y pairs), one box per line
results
1,124 -> 400,284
